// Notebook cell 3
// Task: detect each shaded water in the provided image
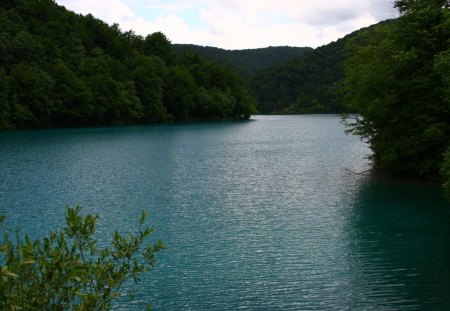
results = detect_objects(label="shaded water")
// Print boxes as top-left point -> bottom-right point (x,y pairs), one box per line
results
1,115 -> 449,310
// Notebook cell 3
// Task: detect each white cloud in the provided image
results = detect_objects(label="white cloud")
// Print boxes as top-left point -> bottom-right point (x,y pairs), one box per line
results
56,0 -> 135,22
143,1 -> 194,13
54,0 -> 398,49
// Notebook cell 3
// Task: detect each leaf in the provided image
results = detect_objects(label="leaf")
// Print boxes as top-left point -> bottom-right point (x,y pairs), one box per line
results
2,270 -> 18,279
139,210 -> 149,225
20,258 -> 36,266
71,276 -> 81,282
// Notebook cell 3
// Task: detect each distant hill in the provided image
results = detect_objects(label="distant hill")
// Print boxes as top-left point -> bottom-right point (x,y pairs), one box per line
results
174,24 -> 398,115
249,37 -> 349,114
173,45 -> 312,79
249,22 -> 393,114
174,34 -> 359,114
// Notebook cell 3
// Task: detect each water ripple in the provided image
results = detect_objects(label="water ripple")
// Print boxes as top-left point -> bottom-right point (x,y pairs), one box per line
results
1,115 -> 449,310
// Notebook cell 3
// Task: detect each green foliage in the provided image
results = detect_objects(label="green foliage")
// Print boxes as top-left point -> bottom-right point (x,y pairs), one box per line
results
143,32 -> 174,65
395,0 -> 450,13
173,45 -> 331,114
173,45 -> 312,80
9,64 -> 55,127
164,66 -> 197,121
343,0 -> 450,183
178,53 -> 257,119
249,35 -> 352,114
9,31 -> 45,64
0,0 -> 256,129
132,55 -> 169,123
0,206 -> 164,310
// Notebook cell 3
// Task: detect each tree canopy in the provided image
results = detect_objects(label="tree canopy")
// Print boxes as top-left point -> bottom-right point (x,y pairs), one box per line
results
0,0 -> 256,129
249,36 -> 351,114
173,44 -> 312,80
343,0 -> 450,196
174,41 -> 350,115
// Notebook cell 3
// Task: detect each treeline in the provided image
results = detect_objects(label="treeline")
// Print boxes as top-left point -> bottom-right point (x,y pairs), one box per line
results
249,36 -> 350,114
174,32 -> 359,114
173,44 -> 312,80
0,0 -> 256,129
173,42 -> 345,114
343,0 -> 450,197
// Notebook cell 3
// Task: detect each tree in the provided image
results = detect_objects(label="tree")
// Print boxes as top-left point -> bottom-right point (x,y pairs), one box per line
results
143,32 -> 174,65
49,60 -> 93,126
0,206 -> 164,310
394,0 -> 450,13
343,0 -> 450,181
132,55 -> 169,123
9,31 -> 45,64
9,64 -> 55,127
164,66 -> 197,121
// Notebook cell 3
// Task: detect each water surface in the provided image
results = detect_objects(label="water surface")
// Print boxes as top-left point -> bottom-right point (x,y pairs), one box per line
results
1,115 -> 449,310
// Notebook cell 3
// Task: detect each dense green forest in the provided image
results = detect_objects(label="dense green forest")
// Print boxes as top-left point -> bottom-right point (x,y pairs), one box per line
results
0,0 -> 256,129
173,44 -> 312,80
249,36 -> 350,114
343,0 -> 450,197
249,22 -> 401,114
173,41 -> 346,114
174,29 -> 368,114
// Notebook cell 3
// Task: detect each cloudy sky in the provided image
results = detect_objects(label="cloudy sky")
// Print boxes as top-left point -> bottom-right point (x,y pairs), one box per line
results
54,0 -> 398,50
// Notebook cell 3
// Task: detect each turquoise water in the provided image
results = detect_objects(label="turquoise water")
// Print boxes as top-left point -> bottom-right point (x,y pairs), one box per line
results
1,115 -> 449,310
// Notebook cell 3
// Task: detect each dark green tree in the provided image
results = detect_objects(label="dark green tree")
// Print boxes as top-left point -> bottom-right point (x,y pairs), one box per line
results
143,32 -> 174,65
9,64 -> 55,127
49,60 -> 92,126
249,37 -> 349,114
9,31 -> 44,64
173,44 -> 312,80
344,0 -> 450,183
164,66 -> 197,121
133,55 -> 169,123
0,36 -> 7,64
0,0 -> 256,129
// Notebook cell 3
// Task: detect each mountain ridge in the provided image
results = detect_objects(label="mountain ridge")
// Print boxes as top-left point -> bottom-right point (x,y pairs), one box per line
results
173,44 -> 312,80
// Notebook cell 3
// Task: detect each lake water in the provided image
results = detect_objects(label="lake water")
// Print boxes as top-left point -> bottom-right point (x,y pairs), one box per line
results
1,115 -> 450,310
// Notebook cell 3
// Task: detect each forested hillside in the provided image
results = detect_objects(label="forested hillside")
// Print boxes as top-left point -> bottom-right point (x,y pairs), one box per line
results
343,0 -> 450,197
174,39 -> 350,114
0,0 -> 256,129
249,36 -> 349,114
173,44 -> 312,80
173,28 -> 378,115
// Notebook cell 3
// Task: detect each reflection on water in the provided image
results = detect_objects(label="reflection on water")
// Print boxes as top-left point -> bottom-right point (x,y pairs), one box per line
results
0,115 -> 449,310
346,177 -> 450,309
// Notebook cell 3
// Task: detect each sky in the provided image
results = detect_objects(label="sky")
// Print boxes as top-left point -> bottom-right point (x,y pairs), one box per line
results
54,0 -> 398,50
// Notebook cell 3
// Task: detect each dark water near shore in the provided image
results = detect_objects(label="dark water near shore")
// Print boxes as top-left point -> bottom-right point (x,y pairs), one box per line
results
1,115 -> 449,310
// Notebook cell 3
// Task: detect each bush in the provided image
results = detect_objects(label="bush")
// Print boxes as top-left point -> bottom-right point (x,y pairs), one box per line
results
0,206 -> 164,310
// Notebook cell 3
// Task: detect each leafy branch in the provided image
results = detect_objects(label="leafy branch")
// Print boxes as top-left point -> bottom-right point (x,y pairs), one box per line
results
0,206 -> 164,310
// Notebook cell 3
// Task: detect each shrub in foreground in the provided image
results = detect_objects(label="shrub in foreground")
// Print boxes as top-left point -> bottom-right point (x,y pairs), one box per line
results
0,206 -> 164,310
